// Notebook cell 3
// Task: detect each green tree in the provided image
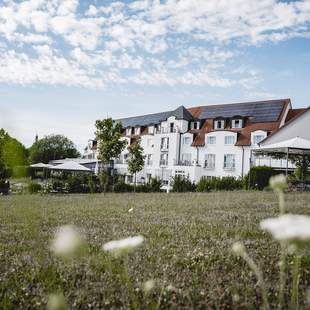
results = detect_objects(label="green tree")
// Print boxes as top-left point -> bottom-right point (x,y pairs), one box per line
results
29,134 -> 80,164
127,139 -> 145,192
0,129 -> 28,168
0,130 -> 6,179
95,118 -> 127,193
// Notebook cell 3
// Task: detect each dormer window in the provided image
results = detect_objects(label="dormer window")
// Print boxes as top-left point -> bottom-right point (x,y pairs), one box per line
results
214,119 -> 225,130
231,118 -> 243,129
190,121 -> 200,130
126,128 -> 132,136
134,127 -> 140,135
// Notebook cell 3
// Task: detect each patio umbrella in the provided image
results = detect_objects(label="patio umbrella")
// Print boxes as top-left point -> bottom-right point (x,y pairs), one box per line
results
48,161 -> 92,172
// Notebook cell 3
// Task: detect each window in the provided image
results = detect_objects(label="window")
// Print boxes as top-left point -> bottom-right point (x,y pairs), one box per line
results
181,153 -> 192,166
205,154 -> 215,169
154,124 -> 160,133
214,119 -> 225,130
126,128 -> 132,136
183,137 -> 191,145
253,135 -> 264,145
134,127 -> 140,135
146,154 -> 153,166
191,121 -> 200,130
231,119 -> 243,129
225,136 -> 235,145
160,153 -> 168,166
160,137 -> 169,150
124,153 -> 129,163
170,123 -> 175,133
223,154 -> 236,170
207,136 -> 216,144
148,126 -> 154,134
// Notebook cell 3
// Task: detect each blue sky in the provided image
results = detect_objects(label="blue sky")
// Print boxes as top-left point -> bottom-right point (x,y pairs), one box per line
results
0,0 -> 310,151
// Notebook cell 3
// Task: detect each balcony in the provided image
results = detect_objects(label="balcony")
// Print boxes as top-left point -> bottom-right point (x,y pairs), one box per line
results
174,160 -> 193,166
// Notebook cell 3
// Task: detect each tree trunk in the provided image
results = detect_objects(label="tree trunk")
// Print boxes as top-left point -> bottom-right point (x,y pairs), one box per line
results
134,172 -> 136,193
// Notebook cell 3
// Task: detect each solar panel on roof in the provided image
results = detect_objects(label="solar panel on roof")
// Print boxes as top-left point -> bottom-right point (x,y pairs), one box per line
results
119,111 -> 172,127
199,100 -> 284,123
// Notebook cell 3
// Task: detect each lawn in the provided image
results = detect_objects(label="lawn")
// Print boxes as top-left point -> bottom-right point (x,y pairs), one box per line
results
1,192 -> 310,309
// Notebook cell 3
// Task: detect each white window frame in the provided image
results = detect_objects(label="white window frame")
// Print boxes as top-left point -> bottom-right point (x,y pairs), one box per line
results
160,137 -> 169,151
207,136 -> 216,144
204,154 -> 215,169
253,135 -> 265,145
134,127 -> 140,135
181,153 -> 192,166
126,128 -> 132,136
224,135 -> 236,145
231,119 -> 243,129
183,137 -> 191,145
191,121 -> 200,130
214,119 -> 225,130
160,153 -> 169,166
223,154 -> 236,170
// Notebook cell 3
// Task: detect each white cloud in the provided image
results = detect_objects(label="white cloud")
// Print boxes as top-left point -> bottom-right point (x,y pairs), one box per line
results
0,0 -> 309,89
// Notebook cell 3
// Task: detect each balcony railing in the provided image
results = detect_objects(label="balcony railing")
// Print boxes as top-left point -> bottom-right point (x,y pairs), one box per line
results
174,160 -> 193,166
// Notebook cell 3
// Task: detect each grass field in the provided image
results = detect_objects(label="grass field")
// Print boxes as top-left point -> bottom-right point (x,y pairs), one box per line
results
1,192 -> 310,309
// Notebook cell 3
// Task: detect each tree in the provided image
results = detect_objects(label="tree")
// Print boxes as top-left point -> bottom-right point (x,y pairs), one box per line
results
95,118 -> 127,193
128,139 -> 145,192
0,130 -> 6,179
0,129 -> 28,168
29,134 -> 80,164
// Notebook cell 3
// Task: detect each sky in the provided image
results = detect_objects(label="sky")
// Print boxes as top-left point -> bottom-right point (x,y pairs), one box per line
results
0,0 -> 310,151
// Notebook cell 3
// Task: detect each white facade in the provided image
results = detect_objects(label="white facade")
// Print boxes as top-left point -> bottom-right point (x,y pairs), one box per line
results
82,100 -> 308,185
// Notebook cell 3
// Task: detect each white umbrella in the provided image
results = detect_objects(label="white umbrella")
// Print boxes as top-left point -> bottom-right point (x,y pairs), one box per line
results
30,163 -> 51,168
48,161 -> 92,172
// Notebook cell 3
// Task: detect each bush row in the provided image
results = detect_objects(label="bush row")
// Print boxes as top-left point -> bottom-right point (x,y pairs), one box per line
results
17,166 -> 281,194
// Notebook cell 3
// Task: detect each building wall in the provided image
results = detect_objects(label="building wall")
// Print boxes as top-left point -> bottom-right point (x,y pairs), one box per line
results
261,109 -> 310,146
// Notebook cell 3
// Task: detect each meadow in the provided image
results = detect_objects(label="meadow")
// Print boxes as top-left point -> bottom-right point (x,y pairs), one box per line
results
1,191 -> 310,309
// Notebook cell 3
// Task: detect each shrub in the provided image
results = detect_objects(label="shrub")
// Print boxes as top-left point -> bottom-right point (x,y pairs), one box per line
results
0,179 -> 10,195
28,182 -> 42,194
12,166 -> 31,178
196,176 -> 244,192
245,166 -> 278,190
114,180 -> 133,193
147,177 -> 162,192
171,175 -> 196,192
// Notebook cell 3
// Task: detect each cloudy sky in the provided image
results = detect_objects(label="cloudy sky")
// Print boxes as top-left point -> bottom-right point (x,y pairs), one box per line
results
0,0 -> 310,151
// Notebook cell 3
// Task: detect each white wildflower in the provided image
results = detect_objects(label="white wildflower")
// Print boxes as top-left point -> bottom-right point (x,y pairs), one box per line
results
143,279 -> 155,294
47,293 -> 67,310
50,225 -> 83,257
269,174 -> 287,191
128,208 -> 134,213
260,214 -> 310,242
103,236 -> 144,257
232,242 -> 245,256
